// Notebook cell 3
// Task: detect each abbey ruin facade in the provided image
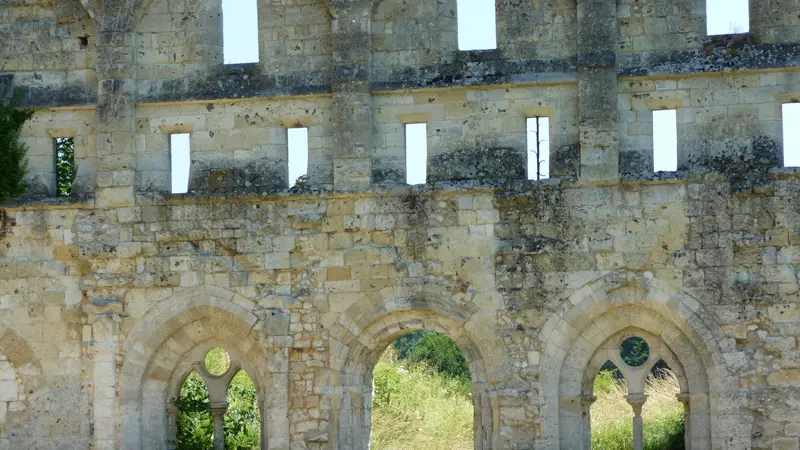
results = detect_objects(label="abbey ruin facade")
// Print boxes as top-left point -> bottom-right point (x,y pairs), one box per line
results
1,0 -> 800,448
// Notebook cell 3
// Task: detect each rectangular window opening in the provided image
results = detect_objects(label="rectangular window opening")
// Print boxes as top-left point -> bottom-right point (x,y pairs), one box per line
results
55,137 -> 76,197
222,0 -> 259,64
170,133 -> 191,194
527,117 -> 550,181
653,109 -> 678,172
405,123 -> 427,185
288,127 -> 309,187
457,0 -> 497,50
706,0 -> 749,35
782,103 -> 800,167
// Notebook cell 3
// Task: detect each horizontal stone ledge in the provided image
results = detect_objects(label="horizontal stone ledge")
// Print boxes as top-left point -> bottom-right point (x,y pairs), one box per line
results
0,76 -> 97,109
619,42 -> 800,77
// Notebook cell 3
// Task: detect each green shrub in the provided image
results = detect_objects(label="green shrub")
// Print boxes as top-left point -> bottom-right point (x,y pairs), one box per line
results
393,331 -> 471,383
0,99 -> 34,204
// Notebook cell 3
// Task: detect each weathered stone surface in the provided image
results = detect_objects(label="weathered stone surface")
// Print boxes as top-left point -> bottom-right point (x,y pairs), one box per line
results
1,0 -> 800,449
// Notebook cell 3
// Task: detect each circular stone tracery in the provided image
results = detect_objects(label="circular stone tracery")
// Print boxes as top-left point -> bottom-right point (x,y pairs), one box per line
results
204,347 -> 231,376
620,336 -> 649,367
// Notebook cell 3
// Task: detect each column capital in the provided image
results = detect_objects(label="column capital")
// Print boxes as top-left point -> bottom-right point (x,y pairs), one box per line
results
624,394 -> 648,415
676,393 -> 691,411
210,401 -> 229,417
580,394 -> 597,408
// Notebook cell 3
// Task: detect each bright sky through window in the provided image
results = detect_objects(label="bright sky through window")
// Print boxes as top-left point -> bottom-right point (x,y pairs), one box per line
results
653,110 -> 678,172
223,0 -> 259,64
288,128 -> 309,187
782,104 -> 800,167
457,0 -> 496,50
406,123 -> 427,185
170,133 -> 191,194
526,117 -> 549,180
706,0 -> 749,35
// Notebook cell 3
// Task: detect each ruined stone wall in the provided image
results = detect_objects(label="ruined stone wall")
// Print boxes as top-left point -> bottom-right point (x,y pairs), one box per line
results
371,85 -> 578,184
619,72 -> 792,176
0,0 -> 96,105
1,0 -> 800,449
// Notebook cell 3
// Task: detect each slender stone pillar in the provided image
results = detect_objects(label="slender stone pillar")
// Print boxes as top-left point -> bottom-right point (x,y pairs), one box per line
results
580,395 -> 597,449
576,0 -> 619,182
676,393 -> 692,450
85,300 -> 124,450
625,394 -> 647,450
328,0 -> 373,192
166,406 -> 179,449
210,402 -> 229,450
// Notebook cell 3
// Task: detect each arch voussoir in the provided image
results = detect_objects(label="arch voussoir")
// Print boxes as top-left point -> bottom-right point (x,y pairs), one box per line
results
538,270 -> 741,450
117,285 -> 289,450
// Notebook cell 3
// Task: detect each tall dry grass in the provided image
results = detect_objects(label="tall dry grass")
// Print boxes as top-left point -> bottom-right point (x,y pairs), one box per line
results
369,350 -> 685,450
591,369 -> 686,450
370,348 -> 473,450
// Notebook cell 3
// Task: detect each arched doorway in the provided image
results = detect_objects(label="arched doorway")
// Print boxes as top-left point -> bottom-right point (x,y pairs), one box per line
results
370,330 -> 474,449
327,309 -> 497,450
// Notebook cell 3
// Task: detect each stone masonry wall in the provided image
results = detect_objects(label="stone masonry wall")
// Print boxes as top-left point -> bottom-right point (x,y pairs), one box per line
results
1,0 -> 800,449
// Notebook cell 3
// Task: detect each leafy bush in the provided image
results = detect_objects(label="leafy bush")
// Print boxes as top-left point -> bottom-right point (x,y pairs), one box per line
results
0,99 -> 34,204
174,372 -> 213,450
393,331 -> 471,382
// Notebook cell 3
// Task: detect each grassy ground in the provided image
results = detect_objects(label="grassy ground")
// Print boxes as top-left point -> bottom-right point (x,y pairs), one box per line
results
370,350 -> 685,450
371,348 -> 473,450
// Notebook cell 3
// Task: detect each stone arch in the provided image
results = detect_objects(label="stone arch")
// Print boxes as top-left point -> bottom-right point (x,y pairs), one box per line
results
0,325 -> 43,448
326,295 -> 502,450
537,270 -> 747,449
117,285 -> 290,450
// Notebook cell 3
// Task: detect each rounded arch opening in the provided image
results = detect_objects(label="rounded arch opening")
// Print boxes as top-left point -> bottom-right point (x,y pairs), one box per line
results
370,330 -> 473,449
329,307 -> 497,450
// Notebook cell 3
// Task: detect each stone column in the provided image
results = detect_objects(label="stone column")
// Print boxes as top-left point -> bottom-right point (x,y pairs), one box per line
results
93,16 -> 136,207
166,406 -> 179,449
85,299 -> 124,450
625,394 -> 647,450
576,0 -> 619,182
210,402 -> 229,450
580,394 -> 597,449
328,0 -> 372,192
676,393 -> 691,450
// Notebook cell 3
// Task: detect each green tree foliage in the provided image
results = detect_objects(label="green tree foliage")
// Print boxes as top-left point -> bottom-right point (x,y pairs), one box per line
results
174,372 -> 213,450
392,331 -> 471,382
0,100 -> 34,203
55,137 -> 76,197
224,371 -> 261,449
620,337 -> 650,367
